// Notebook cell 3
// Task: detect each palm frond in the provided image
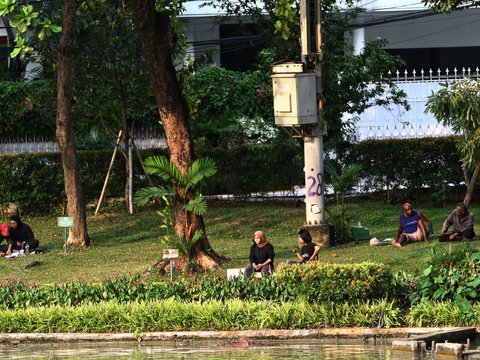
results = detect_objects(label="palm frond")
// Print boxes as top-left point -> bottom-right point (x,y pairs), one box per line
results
334,164 -> 362,195
134,186 -> 173,206
144,156 -> 184,185
182,194 -> 207,216
186,157 -> 217,188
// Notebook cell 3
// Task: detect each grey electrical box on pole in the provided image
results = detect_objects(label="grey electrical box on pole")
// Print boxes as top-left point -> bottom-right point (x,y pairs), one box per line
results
272,67 -> 318,126
271,0 -> 331,247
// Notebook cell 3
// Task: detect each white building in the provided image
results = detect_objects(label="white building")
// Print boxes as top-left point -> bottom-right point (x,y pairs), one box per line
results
348,1 -> 480,141
181,0 -> 480,140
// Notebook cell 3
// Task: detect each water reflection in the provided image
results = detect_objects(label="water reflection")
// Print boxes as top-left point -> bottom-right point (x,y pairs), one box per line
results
0,339 -> 446,359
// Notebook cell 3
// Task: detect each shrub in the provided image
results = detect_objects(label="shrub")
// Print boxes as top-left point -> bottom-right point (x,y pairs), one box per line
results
0,262 -> 397,309
415,244 -> 480,312
0,149 -> 164,213
337,137 -> 463,200
275,262 -> 394,303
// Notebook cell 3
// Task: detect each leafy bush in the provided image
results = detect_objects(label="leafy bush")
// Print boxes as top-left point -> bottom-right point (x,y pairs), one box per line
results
275,262 -> 394,303
0,262 -> 397,309
406,300 -> 480,327
0,149 -> 164,213
198,141 -> 304,196
0,80 -> 56,138
415,244 -> 480,312
336,137 -> 463,201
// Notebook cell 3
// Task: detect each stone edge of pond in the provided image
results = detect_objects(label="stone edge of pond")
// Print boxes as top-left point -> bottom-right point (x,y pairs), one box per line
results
0,327 -> 477,344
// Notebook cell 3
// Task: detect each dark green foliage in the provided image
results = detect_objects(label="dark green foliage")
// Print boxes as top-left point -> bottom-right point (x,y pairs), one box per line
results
276,262 -> 393,303
0,262 -> 395,309
0,80 -> 56,138
198,141 -> 304,196
337,136 -> 464,199
415,244 -> 480,313
0,149 -> 164,213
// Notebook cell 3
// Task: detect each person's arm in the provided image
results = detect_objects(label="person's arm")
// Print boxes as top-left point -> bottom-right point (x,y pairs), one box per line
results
462,214 -> 475,231
6,243 -> 12,255
24,224 -> 35,242
292,247 -> 304,262
418,219 -> 428,242
440,212 -> 453,235
418,211 -> 433,232
249,245 -> 257,269
397,218 -> 403,240
308,245 -> 320,262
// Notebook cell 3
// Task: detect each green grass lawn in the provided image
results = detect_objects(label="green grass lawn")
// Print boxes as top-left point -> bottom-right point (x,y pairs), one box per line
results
1,200 -> 479,284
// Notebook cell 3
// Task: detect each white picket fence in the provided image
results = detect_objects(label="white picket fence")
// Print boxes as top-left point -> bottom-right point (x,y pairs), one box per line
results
353,67 -> 479,141
0,125 -> 167,155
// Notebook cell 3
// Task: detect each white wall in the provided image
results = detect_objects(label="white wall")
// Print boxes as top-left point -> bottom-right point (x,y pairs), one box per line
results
0,17 -> 7,38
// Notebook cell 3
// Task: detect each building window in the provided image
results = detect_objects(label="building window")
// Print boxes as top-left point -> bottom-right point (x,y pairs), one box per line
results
387,46 -> 480,72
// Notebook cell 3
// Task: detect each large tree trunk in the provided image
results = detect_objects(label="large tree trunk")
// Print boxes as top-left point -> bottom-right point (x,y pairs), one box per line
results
130,0 -> 223,268
56,0 -> 91,246
463,164 -> 480,206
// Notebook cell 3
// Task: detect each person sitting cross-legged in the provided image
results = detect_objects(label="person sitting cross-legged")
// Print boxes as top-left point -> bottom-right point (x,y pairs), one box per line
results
439,202 -> 475,241
391,203 -> 431,249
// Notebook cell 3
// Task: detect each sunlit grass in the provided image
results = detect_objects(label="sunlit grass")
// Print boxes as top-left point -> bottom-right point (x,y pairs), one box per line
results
1,200 -> 478,284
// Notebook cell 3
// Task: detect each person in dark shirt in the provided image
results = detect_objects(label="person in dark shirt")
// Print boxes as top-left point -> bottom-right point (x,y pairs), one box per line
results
244,230 -> 275,277
6,214 -> 39,255
290,228 -> 320,264
439,202 -> 475,241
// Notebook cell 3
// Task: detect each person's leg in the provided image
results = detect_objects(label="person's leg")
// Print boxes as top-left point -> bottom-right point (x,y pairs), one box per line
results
438,233 -> 452,242
462,229 -> 475,239
260,264 -> 272,276
244,266 -> 255,277
28,239 -> 40,249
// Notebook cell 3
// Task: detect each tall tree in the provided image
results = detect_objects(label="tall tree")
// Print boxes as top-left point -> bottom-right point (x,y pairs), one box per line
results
425,79 -> 480,206
129,0 -> 223,269
1,0 -> 90,245
55,0 -> 90,246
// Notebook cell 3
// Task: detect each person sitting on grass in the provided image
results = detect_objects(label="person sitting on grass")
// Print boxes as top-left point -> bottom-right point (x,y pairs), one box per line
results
289,228 -> 320,264
244,230 -> 275,277
439,202 -> 475,242
0,223 -> 10,256
392,203 -> 432,249
6,214 -> 40,255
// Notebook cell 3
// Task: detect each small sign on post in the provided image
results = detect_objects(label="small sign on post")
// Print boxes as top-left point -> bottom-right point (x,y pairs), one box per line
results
57,216 -> 74,254
162,249 -> 179,281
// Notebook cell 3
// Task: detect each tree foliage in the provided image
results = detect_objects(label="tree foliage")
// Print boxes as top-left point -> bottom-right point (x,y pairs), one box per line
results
422,0 -> 480,12
203,0 -> 408,142
425,79 -> 480,167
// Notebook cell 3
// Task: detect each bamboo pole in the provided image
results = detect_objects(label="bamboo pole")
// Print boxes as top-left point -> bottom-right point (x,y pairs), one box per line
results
94,130 -> 123,216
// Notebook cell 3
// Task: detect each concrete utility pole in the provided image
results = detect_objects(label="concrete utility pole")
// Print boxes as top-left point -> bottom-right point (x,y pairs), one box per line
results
272,0 -> 331,246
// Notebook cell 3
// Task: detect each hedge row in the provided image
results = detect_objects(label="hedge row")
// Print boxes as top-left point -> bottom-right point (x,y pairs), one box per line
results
0,262 -> 393,309
0,137 -> 465,213
0,142 -> 303,213
336,136 -> 463,198
0,149 -> 163,213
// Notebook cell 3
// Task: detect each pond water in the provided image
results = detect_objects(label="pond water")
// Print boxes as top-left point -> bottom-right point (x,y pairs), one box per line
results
0,338 -> 463,360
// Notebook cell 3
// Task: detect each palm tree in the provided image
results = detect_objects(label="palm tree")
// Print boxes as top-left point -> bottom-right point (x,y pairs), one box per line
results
135,155 -> 217,260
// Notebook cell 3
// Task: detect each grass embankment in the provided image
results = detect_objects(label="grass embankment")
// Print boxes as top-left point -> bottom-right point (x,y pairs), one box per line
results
1,201 -> 478,284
